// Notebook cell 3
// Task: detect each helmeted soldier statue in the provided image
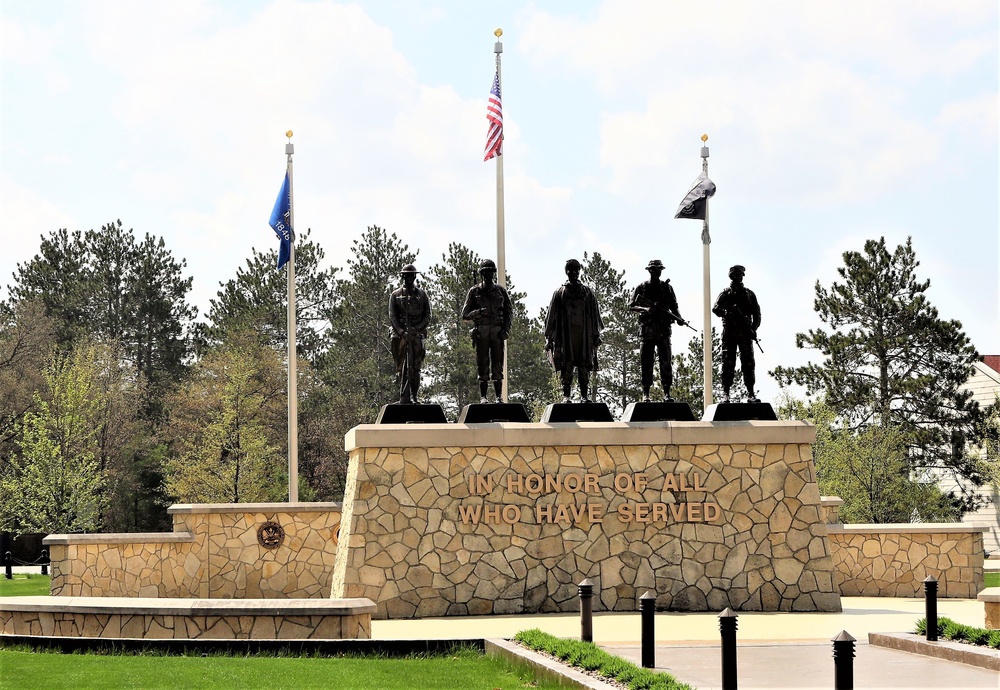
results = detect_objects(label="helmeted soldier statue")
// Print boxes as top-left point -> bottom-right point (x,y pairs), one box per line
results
462,259 -> 513,403
389,264 -> 431,404
545,259 -> 604,403
712,264 -> 761,402
629,259 -> 688,402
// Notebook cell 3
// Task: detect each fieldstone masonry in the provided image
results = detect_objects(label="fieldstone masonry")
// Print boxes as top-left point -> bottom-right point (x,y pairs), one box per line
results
828,524 -> 985,598
46,503 -> 341,598
331,422 -> 843,618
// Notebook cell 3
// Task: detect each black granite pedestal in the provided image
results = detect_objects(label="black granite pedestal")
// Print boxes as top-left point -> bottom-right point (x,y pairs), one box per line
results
540,402 -> 615,423
376,403 -> 448,424
458,403 -> 532,423
621,401 -> 696,422
702,402 -> 777,421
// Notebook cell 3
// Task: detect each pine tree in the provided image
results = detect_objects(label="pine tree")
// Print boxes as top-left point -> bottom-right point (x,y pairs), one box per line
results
672,329 -> 748,417
581,252 -> 640,414
321,226 -> 417,414
203,228 -> 339,362
424,243 -> 481,418
771,237 -> 982,512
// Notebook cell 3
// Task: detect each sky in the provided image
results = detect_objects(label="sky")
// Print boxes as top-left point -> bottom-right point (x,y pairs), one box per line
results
1,0 -> 997,403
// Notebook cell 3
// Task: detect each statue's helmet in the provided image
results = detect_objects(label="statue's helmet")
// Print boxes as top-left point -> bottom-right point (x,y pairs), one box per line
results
728,264 -> 746,278
646,259 -> 665,271
565,259 -> 582,271
479,259 -> 497,273
400,264 -> 418,275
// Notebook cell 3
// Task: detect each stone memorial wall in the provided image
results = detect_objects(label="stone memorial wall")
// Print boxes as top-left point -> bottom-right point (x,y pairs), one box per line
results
828,524 -> 985,598
331,422 -> 843,618
45,503 -> 341,598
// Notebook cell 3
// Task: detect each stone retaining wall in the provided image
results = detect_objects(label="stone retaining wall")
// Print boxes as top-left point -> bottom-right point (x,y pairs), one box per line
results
827,524 -> 985,598
45,503 -> 341,598
332,422 -> 842,618
0,597 -> 373,640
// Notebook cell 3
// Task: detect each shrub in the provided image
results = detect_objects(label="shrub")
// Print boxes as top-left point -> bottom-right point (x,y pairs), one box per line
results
914,616 -> 1000,649
513,629 -> 694,690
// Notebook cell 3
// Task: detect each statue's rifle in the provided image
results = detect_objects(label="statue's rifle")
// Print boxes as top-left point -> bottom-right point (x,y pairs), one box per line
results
728,304 -> 764,352
631,295 -> 697,332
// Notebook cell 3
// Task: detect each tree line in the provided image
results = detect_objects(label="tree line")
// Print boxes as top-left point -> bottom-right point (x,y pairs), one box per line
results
0,224 -> 993,533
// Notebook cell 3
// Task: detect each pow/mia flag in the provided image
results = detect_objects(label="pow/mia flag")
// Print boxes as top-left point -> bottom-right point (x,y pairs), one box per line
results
674,172 -> 716,220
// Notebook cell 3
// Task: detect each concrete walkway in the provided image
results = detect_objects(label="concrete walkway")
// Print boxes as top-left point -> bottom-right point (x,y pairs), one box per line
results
374,597 -> 999,690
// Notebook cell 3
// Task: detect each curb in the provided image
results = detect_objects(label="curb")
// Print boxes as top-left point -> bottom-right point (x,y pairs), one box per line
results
869,632 -> 1000,671
485,638 -> 619,689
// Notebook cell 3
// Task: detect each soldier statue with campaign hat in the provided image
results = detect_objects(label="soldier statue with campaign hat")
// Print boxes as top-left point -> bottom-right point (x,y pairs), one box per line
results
389,264 -> 432,404
712,264 -> 762,402
629,259 -> 690,402
462,259 -> 514,403
545,259 -> 604,403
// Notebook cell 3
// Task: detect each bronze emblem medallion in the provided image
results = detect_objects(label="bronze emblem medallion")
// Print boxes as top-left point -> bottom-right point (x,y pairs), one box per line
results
257,521 -> 285,549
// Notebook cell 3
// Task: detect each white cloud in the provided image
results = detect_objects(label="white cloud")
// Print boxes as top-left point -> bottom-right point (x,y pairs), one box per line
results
521,0 -> 993,206
0,175 -> 77,298
0,15 -> 69,95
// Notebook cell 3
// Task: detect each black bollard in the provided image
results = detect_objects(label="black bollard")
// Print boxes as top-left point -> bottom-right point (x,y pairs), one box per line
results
4,551 -> 11,580
640,591 -> 656,668
832,630 -> 856,690
924,576 -> 938,641
41,548 -> 49,576
578,578 -> 594,643
719,607 -> 738,690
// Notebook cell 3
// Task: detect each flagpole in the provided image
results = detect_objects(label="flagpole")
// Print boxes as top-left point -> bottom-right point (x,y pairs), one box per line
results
285,131 -> 299,503
700,134 -> 713,411
493,28 -> 508,402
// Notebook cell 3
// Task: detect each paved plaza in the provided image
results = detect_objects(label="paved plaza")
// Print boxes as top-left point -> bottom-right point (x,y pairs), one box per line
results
375,595 -> 1000,690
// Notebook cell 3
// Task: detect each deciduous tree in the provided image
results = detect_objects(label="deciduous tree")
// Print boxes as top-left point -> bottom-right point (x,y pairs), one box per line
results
163,333 -> 286,503
0,340 -> 141,534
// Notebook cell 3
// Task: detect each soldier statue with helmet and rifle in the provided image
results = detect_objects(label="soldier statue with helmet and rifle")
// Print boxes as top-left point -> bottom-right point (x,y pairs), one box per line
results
462,258 -> 513,403
389,264 -> 432,405
712,264 -> 762,403
629,259 -> 696,403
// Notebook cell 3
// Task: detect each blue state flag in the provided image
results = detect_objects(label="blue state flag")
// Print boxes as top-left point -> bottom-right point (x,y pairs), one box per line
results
269,172 -> 293,269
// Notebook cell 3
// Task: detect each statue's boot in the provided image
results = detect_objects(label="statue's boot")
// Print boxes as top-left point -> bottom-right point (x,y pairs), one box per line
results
642,387 -> 651,403
493,380 -> 503,402
561,370 -> 573,403
579,370 -> 591,403
480,381 -> 489,404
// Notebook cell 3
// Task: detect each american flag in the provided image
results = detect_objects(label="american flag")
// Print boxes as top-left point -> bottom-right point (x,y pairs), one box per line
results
484,68 -> 503,161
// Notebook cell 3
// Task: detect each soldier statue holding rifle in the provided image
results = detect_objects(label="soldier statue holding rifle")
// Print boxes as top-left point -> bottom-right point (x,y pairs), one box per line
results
629,259 -> 693,402
389,264 -> 432,405
712,264 -> 762,402
462,259 -> 513,403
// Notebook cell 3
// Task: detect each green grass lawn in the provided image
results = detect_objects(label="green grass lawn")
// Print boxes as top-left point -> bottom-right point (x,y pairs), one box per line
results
0,646 -> 562,690
0,573 -> 50,597
986,571 -> 1000,588
0,575 -> 563,688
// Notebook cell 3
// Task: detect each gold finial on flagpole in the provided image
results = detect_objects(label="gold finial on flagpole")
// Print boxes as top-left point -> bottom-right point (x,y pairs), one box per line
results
701,133 -> 708,142
286,130 -> 293,140
495,28 -> 503,37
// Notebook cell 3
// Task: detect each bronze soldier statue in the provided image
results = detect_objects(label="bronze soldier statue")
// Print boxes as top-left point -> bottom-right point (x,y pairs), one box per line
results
462,259 -> 513,403
629,259 -> 689,402
712,264 -> 761,402
389,264 -> 431,404
545,259 -> 603,403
